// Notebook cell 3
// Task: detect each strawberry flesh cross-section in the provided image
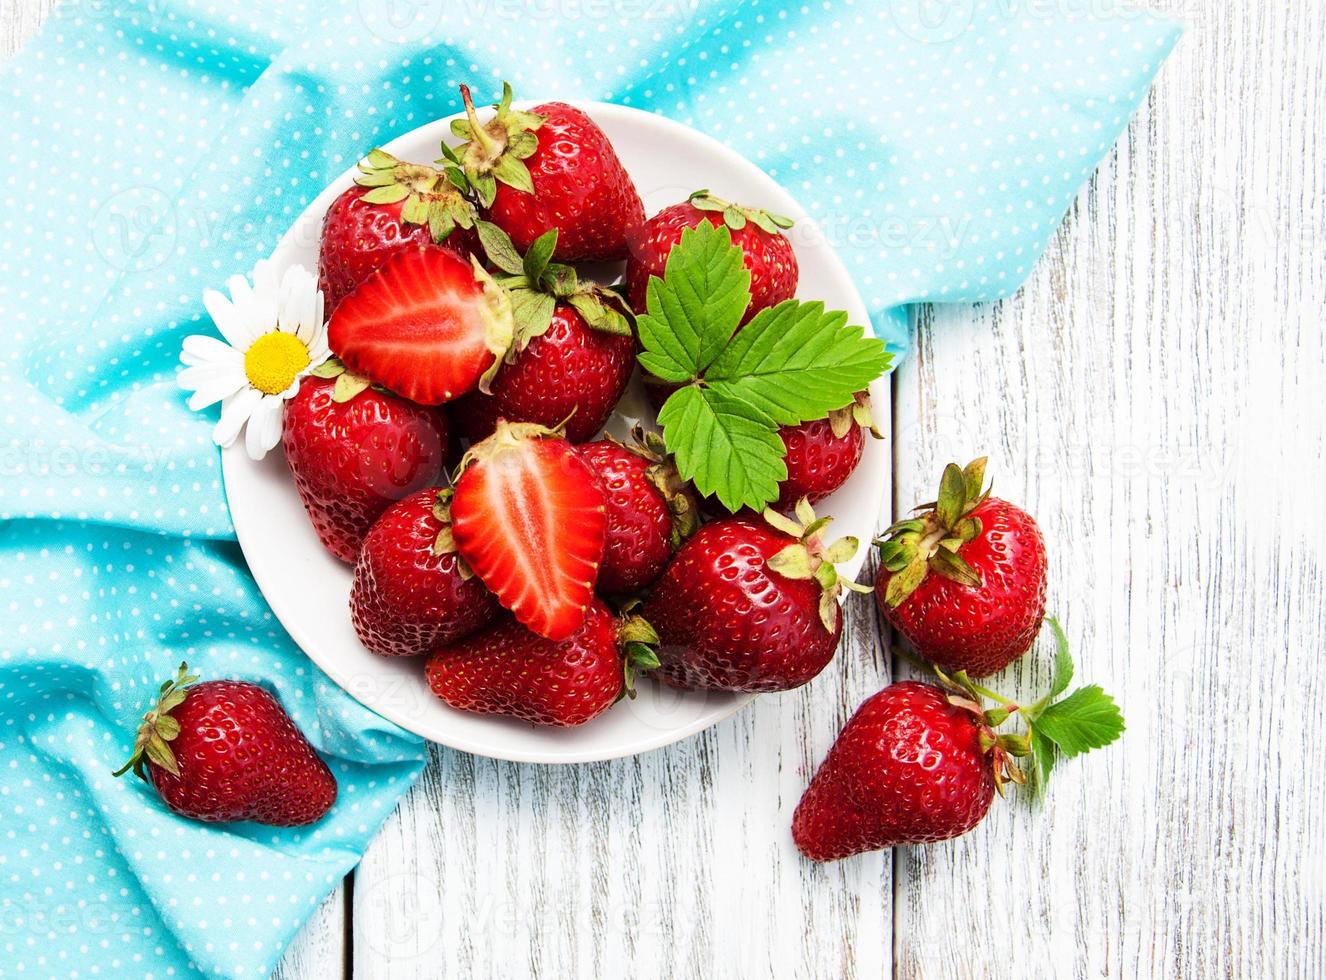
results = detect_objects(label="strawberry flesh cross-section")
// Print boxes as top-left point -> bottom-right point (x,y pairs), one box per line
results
451,421 -> 607,641
327,245 -> 513,405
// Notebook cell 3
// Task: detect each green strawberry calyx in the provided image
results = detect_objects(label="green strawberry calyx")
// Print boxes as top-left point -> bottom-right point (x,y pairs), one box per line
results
687,189 -> 795,236
826,390 -> 885,441
617,609 -> 662,700
354,148 -> 477,244
429,489 -> 475,581
927,616 -> 1126,795
875,456 -> 991,608
308,356 -> 379,403
763,498 -> 873,634
474,220 -> 634,355
610,425 -> 701,548
449,82 -> 545,208
111,661 -> 199,781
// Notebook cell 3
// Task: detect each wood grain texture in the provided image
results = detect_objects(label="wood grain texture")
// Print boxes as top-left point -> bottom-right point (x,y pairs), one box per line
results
891,1 -> 1326,977
4,0 -> 1323,977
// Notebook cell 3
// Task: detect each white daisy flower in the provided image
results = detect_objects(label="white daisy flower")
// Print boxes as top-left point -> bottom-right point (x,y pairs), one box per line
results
179,260 -> 330,461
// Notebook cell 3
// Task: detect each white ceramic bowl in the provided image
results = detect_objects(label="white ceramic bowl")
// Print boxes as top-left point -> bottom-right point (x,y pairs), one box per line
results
222,101 -> 888,763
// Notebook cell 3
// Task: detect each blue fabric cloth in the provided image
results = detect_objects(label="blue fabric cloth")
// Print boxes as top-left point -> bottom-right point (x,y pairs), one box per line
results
0,1 -> 1178,977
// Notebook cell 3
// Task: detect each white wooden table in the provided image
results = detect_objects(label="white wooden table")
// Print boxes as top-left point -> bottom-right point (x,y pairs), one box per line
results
7,1 -> 1323,976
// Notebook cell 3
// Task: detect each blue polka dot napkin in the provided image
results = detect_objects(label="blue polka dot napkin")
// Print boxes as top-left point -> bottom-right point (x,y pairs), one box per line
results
0,1 -> 1177,977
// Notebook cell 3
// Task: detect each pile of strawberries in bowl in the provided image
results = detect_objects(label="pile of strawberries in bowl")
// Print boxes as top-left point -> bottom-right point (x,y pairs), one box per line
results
145,83 -> 1121,856
285,83 -> 893,727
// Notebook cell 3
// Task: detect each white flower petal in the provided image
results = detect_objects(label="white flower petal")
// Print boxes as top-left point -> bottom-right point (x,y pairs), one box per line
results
213,386 -> 263,449
306,336 -> 331,366
250,260 -> 281,333
180,364 -> 247,409
245,394 -> 285,461
201,290 -> 255,351
180,333 -> 243,368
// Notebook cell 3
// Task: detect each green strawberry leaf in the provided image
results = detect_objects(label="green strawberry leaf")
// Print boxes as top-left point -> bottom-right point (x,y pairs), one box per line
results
1044,615 -> 1074,699
1029,726 -> 1058,794
703,300 -> 891,425
476,220 -> 525,276
657,384 -> 786,512
1033,685 -> 1125,757
636,222 -> 751,383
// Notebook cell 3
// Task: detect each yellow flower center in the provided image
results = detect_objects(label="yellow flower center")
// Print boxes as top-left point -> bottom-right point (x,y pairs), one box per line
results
244,331 -> 310,396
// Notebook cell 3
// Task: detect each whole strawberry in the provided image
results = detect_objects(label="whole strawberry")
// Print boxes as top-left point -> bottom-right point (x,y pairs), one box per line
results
451,83 -> 644,261
113,664 -> 337,827
794,633 -> 1126,860
454,224 -> 635,444
875,458 -> 1048,676
319,148 -> 480,312
577,430 -> 699,594
450,420 -> 607,640
792,681 -> 1000,859
643,501 -> 867,692
282,362 -> 449,563
350,488 -> 501,657
426,600 -> 660,727
625,190 -> 799,325
776,392 -> 882,510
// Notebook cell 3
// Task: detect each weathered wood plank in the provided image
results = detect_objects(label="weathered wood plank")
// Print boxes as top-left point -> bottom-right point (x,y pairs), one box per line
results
891,1 -> 1326,977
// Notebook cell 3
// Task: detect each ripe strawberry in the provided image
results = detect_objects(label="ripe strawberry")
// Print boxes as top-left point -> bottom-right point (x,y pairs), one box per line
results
450,83 -> 644,261
576,430 -> 699,594
282,362 -> 448,563
625,189 -> 799,325
875,458 -> 1048,677
113,663 -> 337,827
643,501 -> 867,692
350,488 -> 501,657
454,224 -> 635,444
776,392 -> 882,510
319,148 -> 480,312
793,639 -> 1127,860
450,421 -> 607,641
792,681 -> 1000,859
327,245 -> 515,405
425,600 -> 660,727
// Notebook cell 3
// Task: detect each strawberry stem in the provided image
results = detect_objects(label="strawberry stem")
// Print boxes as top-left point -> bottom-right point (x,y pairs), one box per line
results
460,85 -> 502,159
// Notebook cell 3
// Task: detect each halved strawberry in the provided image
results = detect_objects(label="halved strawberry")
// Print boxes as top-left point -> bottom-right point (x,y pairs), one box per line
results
450,421 -> 606,641
327,246 -> 514,405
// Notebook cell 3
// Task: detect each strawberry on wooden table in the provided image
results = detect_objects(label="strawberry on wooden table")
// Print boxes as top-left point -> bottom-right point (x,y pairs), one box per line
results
451,83 -> 644,262
350,488 -> 501,657
643,500 -> 868,692
775,391 -> 882,510
454,223 -> 636,444
576,429 -> 699,595
875,457 -> 1048,677
626,189 -> 798,325
425,600 -> 660,727
450,420 -> 607,641
319,148 -> 480,312
327,245 -> 514,405
113,664 -> 337,827
793,627 -> 1125,860
282,361 -> 449,563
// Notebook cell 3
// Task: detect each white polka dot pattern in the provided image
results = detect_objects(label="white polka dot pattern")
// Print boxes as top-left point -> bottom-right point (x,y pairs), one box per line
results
0,1 -> 1178,977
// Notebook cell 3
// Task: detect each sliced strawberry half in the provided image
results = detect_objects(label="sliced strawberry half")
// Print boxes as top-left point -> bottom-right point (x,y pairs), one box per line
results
451,421 -> 607,641
328,246 -> 514,405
